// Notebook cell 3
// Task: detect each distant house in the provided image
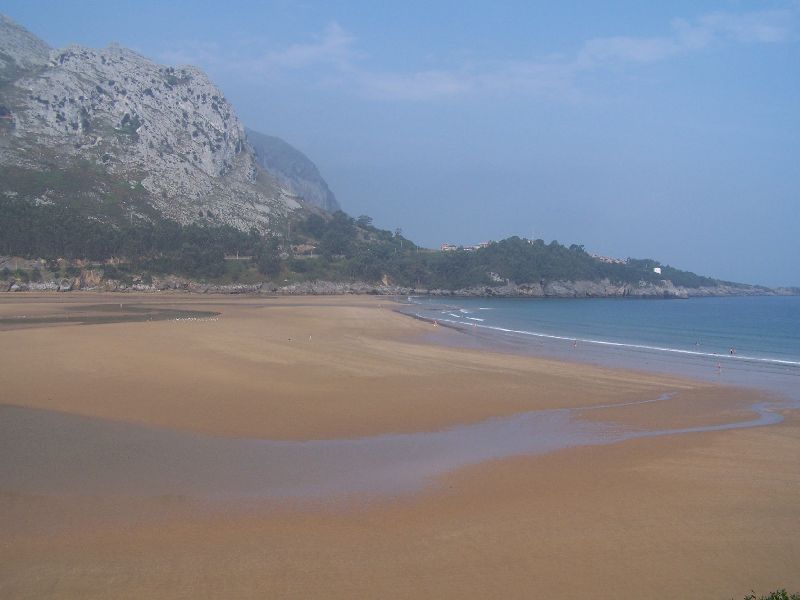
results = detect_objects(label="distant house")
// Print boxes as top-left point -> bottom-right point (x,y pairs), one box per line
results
466,241 -> 493,251
441,240 -> 494,252
292,244 -> 317,256
591,253 -> 628,265
653,267 -> 662,275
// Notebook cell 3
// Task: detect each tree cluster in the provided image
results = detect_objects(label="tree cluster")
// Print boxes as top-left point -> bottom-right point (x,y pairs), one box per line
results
1,197 -> 268,279
0,197 -> 720,289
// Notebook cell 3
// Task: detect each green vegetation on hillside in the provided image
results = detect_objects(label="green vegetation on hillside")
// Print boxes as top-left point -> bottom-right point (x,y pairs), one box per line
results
0,163 -> 157,222
0,194 -> 722,289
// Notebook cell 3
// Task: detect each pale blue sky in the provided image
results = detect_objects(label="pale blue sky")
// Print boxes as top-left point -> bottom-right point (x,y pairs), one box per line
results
4,1 -> 799,286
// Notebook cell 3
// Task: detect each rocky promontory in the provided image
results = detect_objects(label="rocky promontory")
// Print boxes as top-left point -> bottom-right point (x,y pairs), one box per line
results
2,258 -> 793,299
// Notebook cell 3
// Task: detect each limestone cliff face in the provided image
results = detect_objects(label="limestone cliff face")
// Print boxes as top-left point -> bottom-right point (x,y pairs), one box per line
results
0,14 -> 299,230
246,128 -> 340,213
0,14 -> 50,79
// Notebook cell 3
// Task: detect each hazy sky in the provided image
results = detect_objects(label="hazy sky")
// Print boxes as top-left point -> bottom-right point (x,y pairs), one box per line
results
5,1 -> 799,286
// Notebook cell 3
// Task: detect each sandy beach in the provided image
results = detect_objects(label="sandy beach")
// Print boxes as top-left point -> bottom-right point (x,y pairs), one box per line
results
1,293 -> 798,599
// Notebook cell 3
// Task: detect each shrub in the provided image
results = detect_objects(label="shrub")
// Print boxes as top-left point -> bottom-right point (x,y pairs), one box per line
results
743,590 -> 800,600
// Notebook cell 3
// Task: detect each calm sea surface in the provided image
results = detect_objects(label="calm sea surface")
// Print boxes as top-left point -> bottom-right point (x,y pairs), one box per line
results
403,296 -> 800,400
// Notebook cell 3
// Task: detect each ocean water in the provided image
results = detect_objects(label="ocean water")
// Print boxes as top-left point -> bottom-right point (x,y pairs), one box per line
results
403,295 -> 800,400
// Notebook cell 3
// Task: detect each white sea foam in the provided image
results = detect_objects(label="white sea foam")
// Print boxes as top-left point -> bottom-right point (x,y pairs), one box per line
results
423,315 -> 800,368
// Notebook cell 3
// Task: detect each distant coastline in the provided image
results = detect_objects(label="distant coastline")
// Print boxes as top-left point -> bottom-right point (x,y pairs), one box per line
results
3,275 -> 797,298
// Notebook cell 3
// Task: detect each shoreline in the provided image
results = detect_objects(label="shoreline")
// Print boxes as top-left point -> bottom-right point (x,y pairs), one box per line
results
3,274 -> 798,298
396,295 -> 800,404
0,292 -> 766,438
1,293 -> 798,599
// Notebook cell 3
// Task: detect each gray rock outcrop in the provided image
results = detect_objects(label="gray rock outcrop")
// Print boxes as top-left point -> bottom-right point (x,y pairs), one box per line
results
0,14 -> 50,81
246,128 -> 340,212
0,14 -> 299,231
2,266 -> 792,298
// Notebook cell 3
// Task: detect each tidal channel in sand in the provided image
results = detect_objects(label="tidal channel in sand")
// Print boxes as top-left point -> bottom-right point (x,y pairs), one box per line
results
1,392 -> 793,503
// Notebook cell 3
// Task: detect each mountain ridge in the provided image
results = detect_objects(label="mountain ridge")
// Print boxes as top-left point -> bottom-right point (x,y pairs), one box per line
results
1,14 -> 791,295
246,128 -> 340,213
0,13 -> 50,79
0,13 -> 302,232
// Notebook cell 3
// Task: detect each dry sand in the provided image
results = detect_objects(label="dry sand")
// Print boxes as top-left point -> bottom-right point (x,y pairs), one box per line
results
1,293 -> 798,599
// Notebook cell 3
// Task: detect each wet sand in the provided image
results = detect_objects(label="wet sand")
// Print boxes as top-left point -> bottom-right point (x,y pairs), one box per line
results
1,293 -> 798,598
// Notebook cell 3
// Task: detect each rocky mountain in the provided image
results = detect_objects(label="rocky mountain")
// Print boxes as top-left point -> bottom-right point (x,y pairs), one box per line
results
0,14 -> 50,79
246,128 -> 340,213
0,14 -> 301,231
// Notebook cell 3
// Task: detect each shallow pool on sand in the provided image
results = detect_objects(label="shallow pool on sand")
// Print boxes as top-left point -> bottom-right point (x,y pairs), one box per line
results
1,392 -> 794,504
